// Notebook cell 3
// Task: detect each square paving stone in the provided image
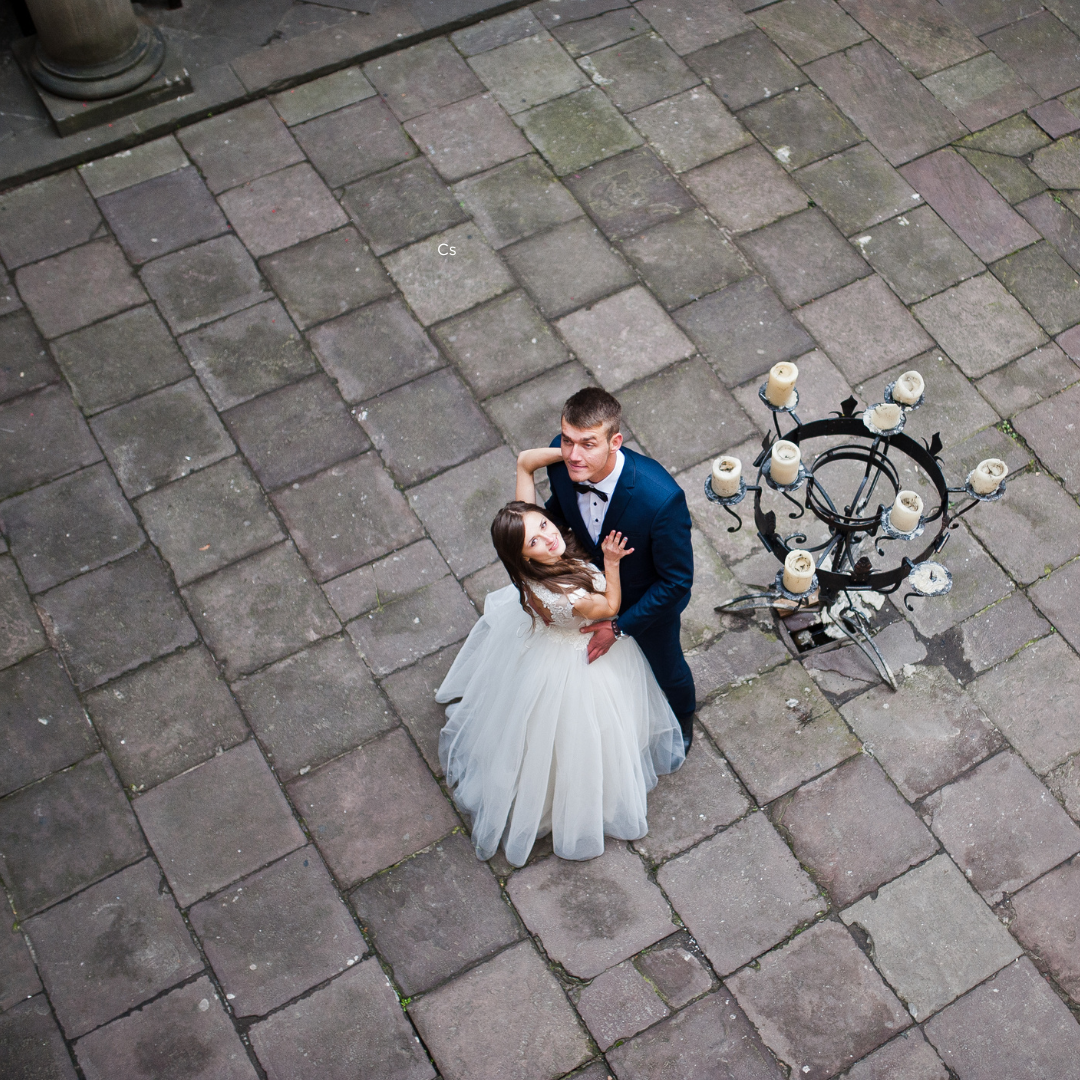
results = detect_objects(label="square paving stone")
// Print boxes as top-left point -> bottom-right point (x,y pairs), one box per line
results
84,644 -> 247,790
518,86 -> 644,175
1009,854 -> 1080,1003
218,163 -> 347,259
922,750 -> 1080,904
684,144 -> 808,234
0,997 -> 77,1080
726,920 -> 911,1080
992,240 -> 1080,335
0,921 -> 41,1012
50,304 -> 190,416
914,273 -> 1046,378
658,812 -> 825,975
180,299 -> 317,411
923,52 -> 1040,133
135,738 -> 304,908
77,134 -> 189,198
37,547 -> 197,691
582,31 -> 699,112
453,7 -> 544,55
0,309 -> 57,405
365,37 -> 484,122
797,275 -> 935,383
289,727 -> 457,884
140,235 -> 272,335
795,142 -> 922,237
359,368 -> 502,485
73,976 -> 257,1080
841,854 -> 1022,1021
741,86 -> 862,172
565,146 -> 695,241
350,831 -> 522,995
342,158 -> 468,256
177,99 -> 305,194
25,859 -> 203,1038
687,30 -> 803,112
556,285 -> 694,391
269,65 -> 375,126
675,275 -> 814,387
184,542 -> 340,680
293,97 -> 417,189
0,754 -> 145,917
773,753 -> 937,909
0,170 -> 100,270
98,167 -> 227,264
751,0 -> 868,65
188,845 -> 366,1018
2,462 -> 143,594
1013,382 -> 1080,495
923,954 -> 1080,1078
840,666 -> 1003,801
953,589 -> 1051,673
467,33 -> 589,115
232,635 -> 394,783
248,958 -> 435,1080
16,238 -> 148,340
0,556 -> 45,669
410,940 -> 591,1080
573,960 -> 669,1051
380,644 -> 458,775
484,360 -> 596,450
308,297 -> 442,404
845,1031 -> 948,1080
983,10 -> 1080,99
0,651 -> 96,798
634,934 -> 714,1008
90,378 -> 235,497
501,216 -> 635,318
856,204 -> 984,305
637,0 -> 753,52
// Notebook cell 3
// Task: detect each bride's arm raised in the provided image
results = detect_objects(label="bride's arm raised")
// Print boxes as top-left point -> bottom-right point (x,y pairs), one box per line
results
516,447 -> 563,503
573,531 -> 633,620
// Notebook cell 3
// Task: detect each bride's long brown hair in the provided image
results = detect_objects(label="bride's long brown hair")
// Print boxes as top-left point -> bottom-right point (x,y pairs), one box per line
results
491,501 -> 600,620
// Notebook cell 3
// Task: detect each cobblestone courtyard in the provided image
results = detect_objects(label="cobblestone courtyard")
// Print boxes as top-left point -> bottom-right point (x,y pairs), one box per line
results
5,0 -> 1080,1076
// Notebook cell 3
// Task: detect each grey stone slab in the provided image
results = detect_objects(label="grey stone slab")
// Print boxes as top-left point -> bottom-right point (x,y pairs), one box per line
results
0,921 -> 41,1013
0,266 -> 19,320
686,622 -> 791,698
484,360 -> 596,450
842,855 -> 1022,1020
453,8 -> 545,55
177,99 -> 305,194
77,135 -> 190,198
25,859 -> 202,1038
308,297 -> 442,405
959,111 -> 1051,156
983,10 -> 1080,99
249,958 -> 434,1080
0,310 -> 57,406
574,960 -> 668,1051
1031,132 -> 1080,190
840,665 -> 1004,801
726,920 -> 911,1080
0,754 -> 145,917
802,621 -> 927,699
0,170 -> 100,270
630,86 -> 752,174
518,85 -> 644,175
409,940 -> 591,1080
923,52 -> 1040,133
50,304 -> 190,416
1046,752 -> 1080,821
0,997 -> 77,1080
741,87 -> 862,172
933,421 -> 1032,480
188,845 -> 366,1018
1014,382 -> 1080,495
687,30 -> 803,111
582,32 -> 699,113
751,0 -> 867,64
1017,193 -> 1080,274
89,378 -> 235,498
184,542 -> 340,680
805,41 -> 967,167
937,0 -> 1043,34
914,274 -> 1047,378
288,727 -> 457,884
506,841 -> 675,978
992,241 -> 1080,336
380,644 -> 458,776
2,462 -> 143,594
293,97 -> 417,189
634,935 -> 714,1008
679,526 -> 742,648
554,7 -> 649,56
140,235 -> 273,335
364,37 -> 484,122
637,0 -> 753,53
269,65 -> 375,126
856,204 -> 984,305
1009,854 -> 1080,1003
0,556 -> 45,670
462,560 -> 512,611
956,147 -> 1046,204
467,33 -> 589,115
954,591 -> 1051,674
347,574 -> 477,676
844,1031 -> 948,1080
73,976 -> 257,1080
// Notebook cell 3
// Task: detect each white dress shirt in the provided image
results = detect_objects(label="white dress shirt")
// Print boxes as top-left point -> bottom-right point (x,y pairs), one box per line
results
577,450 -> 625,544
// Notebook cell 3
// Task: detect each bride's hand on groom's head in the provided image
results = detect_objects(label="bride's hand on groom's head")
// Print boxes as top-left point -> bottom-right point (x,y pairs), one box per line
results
601,531 -> 633,561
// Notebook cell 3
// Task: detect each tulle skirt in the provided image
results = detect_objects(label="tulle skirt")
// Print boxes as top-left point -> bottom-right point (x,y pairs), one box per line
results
436,585 -> 685,867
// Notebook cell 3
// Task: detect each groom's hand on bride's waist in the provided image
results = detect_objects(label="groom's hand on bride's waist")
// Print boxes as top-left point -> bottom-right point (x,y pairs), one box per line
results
581,620 -> 616,664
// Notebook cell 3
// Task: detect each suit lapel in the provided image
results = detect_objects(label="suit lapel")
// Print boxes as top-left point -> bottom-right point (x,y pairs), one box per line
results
601,450 -> 637,536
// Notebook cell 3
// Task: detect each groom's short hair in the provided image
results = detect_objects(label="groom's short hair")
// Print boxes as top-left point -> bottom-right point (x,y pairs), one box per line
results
562,387 -> 622,439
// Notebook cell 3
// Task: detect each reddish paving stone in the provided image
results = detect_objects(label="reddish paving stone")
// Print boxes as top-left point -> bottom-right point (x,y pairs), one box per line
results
844,1031 -> 948,1080
1030,98 -> 1080,138
726,921 -> 911,1080
364,37 -> 484,122
1008,854 -> 1080,1002
658,813 -> 825,975
751,0 -> 868,67
0,170 -> 101,269
1013,383 -> 1080,495
574,960 -> 669,1050
0,996 -> 78,1080
637,0 -> 753,53
635,935 -> 714,1007
1018,192 -> 1080,274
983,10 -> 1080,99
0,921 -> 41,1012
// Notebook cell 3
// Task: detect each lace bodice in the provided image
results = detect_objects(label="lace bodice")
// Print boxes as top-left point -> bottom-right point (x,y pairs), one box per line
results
529,566 -> 607,643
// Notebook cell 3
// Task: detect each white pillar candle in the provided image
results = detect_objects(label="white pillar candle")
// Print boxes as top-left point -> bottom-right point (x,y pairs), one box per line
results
892,370 -> 924,405
770,440 -> 801,485
871,402 -> 902,430
971,458 -> 1008,495
712,455 -> 742,497
783,549 -> 815,594
890,490 -> 923,532
765,361 -> 798,407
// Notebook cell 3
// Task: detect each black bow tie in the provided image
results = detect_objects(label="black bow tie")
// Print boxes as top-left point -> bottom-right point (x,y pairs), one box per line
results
573,483 -> 609,502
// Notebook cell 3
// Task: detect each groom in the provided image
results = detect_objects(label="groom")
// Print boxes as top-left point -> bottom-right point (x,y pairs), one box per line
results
547,388 -> 697,751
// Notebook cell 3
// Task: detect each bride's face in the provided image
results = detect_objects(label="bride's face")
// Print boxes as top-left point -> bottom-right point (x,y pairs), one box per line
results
521,511 -> 566,564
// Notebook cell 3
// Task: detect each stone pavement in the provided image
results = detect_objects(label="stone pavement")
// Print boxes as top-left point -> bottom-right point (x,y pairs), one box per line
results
4,0 -> 1080,1076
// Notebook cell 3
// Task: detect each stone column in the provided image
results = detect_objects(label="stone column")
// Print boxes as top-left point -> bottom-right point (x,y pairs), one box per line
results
23,0 -> 165,100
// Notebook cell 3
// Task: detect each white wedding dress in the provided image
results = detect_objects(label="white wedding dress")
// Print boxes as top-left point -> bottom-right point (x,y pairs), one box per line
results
436,565 -> 685,867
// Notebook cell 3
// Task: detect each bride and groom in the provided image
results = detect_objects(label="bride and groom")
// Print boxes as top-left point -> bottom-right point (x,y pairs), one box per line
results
436,387 -> 698,867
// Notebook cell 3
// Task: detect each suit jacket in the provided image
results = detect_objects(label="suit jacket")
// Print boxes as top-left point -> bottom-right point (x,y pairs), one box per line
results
545,443 -> 694,638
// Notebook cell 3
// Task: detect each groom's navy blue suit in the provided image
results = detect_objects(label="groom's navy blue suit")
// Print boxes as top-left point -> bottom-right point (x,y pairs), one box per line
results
546,442 -> 697,727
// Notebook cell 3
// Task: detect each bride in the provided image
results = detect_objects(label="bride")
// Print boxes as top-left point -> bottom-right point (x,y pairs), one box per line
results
436,446 -> 685,867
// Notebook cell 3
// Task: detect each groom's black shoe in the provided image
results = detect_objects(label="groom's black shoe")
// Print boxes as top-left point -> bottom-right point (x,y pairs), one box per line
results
676,713 -> 695,754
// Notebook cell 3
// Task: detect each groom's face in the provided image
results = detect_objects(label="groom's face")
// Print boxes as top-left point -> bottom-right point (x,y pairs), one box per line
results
560,421 -> 622,483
